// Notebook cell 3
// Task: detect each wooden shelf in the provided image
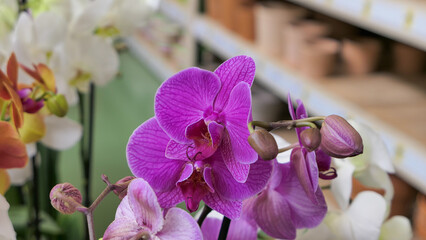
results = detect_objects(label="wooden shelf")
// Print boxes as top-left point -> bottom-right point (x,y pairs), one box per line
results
287,0 -> 426,51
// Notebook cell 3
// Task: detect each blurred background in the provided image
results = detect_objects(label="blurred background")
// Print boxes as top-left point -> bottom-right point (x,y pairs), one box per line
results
6,0 -> 425,238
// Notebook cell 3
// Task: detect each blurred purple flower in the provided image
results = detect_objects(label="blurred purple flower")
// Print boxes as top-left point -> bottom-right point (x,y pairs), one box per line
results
103,178 -> 202,240
288,95 -> 334,204
155,56 -> 257,182
244,161 -> 327,239
201,212 -> 257,240
127,118 -> 272,219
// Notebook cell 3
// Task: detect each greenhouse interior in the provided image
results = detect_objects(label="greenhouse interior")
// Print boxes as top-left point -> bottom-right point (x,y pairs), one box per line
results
0,0 -> 425,239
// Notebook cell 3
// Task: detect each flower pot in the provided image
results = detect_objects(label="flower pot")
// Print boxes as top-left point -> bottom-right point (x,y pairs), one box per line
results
283,20 -> 331,67
342,37 -> 382,75
392,42 -> 425,76
206,0 -> 221,21
299,38 -> 339,78
235,2 -> 256,41
255,1 -> 307,57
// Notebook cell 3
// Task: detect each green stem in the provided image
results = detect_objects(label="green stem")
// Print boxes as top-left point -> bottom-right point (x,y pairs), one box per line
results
31,153 -> 41,240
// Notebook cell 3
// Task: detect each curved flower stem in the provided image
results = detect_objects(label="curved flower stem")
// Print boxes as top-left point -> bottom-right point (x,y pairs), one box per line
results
31,154 -> 41,240
197,205 -> 212,226
218,217 -> 231,240
248,117 -> 325,133
278,142 -> 299,153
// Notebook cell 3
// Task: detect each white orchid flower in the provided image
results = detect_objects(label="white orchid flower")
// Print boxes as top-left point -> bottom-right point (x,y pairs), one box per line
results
331,121 -> 395,205
54,34 -> 119,93
13,11 -> 66,66
379,216 -> 412,240
0,194 -> 16,240
0,0 -> 18,39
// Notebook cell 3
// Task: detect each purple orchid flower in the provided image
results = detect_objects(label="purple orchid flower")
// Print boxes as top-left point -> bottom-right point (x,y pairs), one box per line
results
287,95 -> 334,204
127,117 -> 272,219
201,211 -> 257,240
244,161 -> 327,239
18,88 -> 44,113
103,178 -> 202,240
154,56 -> 257,183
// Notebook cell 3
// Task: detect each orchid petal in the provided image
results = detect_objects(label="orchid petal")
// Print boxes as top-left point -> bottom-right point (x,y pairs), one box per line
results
379,216 -> 412,240
213,55 -> 255,111
201,217 -> 221,240
177,164 -> 193,184
185,120 -> 224,159
204,192 -> 242,220
253,190 -> 296,239
70,0 -> 114,36
115,196 -> 136,222
127,118 -> 187,191
355,165 -> 394,203
41,116 -> 82,150
6,53 -> 17,88
156,208 -> 203,240
102,217 -> 140,240
291,148 -> 318,204
0,170 -> 10,195
155,67 -> 221,143
316,149 -> 332,171
211,153 -> 272,200
220,132 -> 250,183
220,82 -> 257,164
128,179 -> 164,233
331,159 -> 355,210
335,191 -> 387,240
19,113 -> 46,144
276,163 -> 327,228
156,188 -> 185,209
0,195 -> 15,240
0,121 -> 27,169
165,140 -> 195,160
203,167 -> 214,193
34,12 -> 66,52
7,158 -> 31,186
287,94 -> 296,120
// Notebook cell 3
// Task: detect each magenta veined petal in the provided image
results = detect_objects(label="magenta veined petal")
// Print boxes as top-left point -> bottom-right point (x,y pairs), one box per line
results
201,214 -> 258,240
203,192 -> 242,220
290,147 -> 319,204
213,55 -> 255,112
220,133 -> 250,183
211,153 -> 272,200
102,217 -> 141,239
220,82 -> 257,165
155,67 -> 221,143
126,117 -> 187,191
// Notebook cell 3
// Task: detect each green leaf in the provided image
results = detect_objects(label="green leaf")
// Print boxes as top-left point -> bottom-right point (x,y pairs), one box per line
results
40,211 -> 62,235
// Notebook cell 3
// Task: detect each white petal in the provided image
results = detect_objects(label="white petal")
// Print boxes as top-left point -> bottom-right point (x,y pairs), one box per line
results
354,165 -> 394,204
0,195 -> 16,240
41,116 -> 83,150
34,12 -> 67,52
7,158 -> 32,186
272,133 -> 291,164
331,159 -> 355,210
12,12 -> 36,66
345,191 -> 387,240
69,0 -> 113,36
379,216 -> 412,240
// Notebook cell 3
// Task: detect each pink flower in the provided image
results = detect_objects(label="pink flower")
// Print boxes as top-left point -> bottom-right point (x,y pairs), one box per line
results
127,118 -> 271,219
103,178 -> 202,240
154,55 -> 257,182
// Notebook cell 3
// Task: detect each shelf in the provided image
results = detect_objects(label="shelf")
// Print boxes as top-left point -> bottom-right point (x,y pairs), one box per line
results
287,0 -> 426,51
125,34 -> 179,81
192,16 -> 426,194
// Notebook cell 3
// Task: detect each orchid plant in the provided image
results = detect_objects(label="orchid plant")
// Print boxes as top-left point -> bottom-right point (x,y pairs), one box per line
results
44,55 -> 413,240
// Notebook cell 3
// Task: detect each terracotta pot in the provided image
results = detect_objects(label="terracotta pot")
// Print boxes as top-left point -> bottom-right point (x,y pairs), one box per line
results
218,0 -> 238,31
415,194 -> 426,239
206,0 -> 221,21
342,37 -> 382,75
283,20 -> 331,67
255,1 -> 307,57
300,38 -> 339,78
392,42 -> 425,76
235,2 -> 255,41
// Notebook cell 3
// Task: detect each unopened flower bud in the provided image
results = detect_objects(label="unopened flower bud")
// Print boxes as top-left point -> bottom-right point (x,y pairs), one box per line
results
248,129 -> 278,160
113,176 -> 136,199
320,115 -> 363,158
50,183 -> 82,214
300,128 -> 321,151
46,94 -> 68,117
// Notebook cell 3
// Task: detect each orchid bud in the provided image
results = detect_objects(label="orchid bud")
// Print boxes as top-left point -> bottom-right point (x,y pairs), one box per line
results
113,176 -> 136,199
46,94 -> 68,117
50,183 -> 82,214
320,115 -> 363,158
300,128 -> 321,151
248,129 -> 278,160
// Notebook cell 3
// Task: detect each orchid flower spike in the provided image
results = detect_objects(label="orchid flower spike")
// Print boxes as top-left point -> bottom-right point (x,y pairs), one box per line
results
103,178 -> 203,240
